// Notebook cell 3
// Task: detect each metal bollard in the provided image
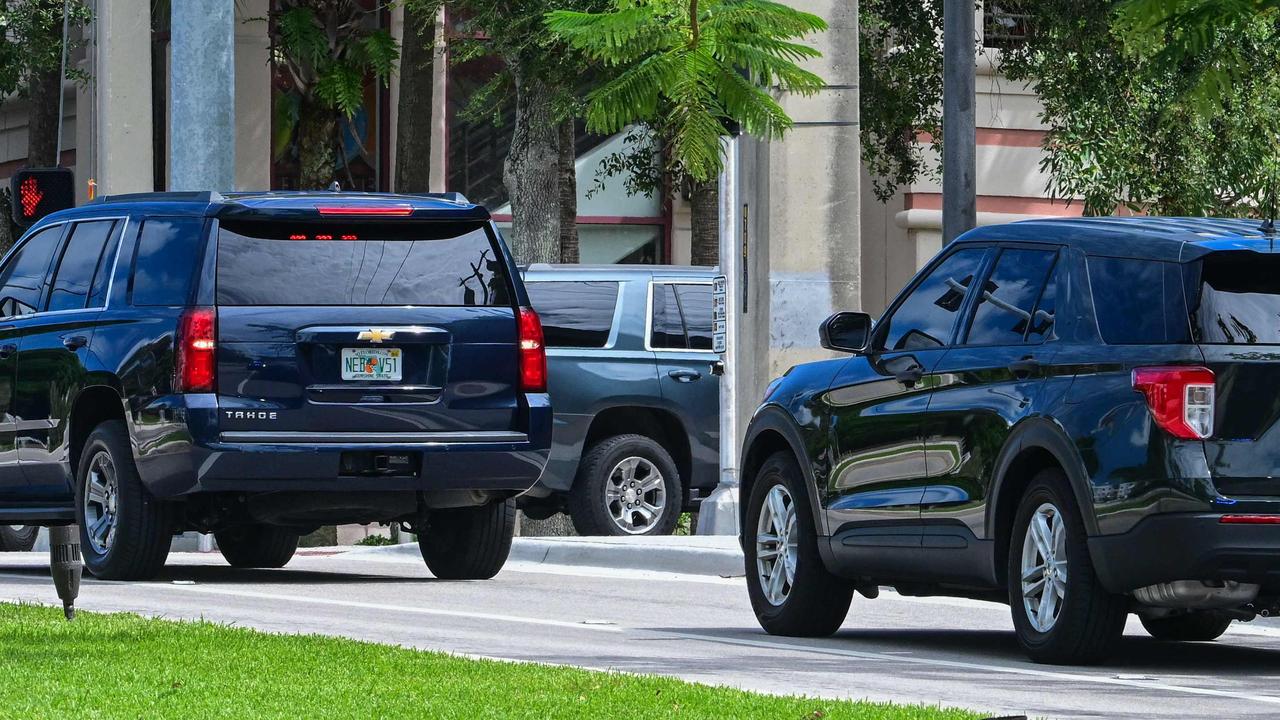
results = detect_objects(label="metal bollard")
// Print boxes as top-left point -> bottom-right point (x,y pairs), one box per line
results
48,524 -> 82,620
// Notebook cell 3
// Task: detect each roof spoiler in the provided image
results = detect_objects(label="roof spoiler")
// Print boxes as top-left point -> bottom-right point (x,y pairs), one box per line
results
412,192 -> 470,204
88,191 -> 225,205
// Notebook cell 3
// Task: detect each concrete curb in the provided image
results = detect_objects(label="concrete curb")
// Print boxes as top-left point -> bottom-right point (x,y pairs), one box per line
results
347,535 -> 746,578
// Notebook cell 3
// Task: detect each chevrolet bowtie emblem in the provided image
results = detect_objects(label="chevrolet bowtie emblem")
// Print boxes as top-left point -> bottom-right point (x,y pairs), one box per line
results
357,329 -> 395,344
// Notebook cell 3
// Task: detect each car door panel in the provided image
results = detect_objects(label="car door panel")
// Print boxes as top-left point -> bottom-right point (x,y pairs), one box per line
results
650,281 -> 720,490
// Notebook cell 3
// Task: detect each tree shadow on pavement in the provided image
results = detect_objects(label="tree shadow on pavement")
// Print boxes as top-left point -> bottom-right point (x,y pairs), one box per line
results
0,563 -> 465,586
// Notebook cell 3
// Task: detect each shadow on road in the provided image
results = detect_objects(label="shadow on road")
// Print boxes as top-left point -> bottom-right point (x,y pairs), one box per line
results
663,625 -> 1280,674
0,563 -> 444,586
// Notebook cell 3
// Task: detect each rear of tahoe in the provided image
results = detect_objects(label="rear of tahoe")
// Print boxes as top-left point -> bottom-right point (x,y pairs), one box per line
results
1079,238 -> 1280,604
133,194 -> 551,525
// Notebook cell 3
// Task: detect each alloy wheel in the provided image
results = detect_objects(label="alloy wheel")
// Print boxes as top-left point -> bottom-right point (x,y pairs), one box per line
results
756,484 -> 798,606
604,456 -> 666,534
83,450 -> 120,554
1021,501 -> 1068,633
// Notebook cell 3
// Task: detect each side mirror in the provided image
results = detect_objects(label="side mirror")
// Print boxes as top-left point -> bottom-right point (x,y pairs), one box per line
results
820,312 -> 873,354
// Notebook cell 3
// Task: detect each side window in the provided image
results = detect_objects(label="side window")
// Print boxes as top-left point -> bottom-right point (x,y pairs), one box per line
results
131,218 -> 205,306
0,225 -> 63,318
674,284 -> 714,350
525,280 -> 619,349
964,248 -> 1058,346
1088,256 -> 1187,344
47,220 -> 117,312
1027,261 -> 1058,342
650,284 -> 687,349
879,248 -> 987,351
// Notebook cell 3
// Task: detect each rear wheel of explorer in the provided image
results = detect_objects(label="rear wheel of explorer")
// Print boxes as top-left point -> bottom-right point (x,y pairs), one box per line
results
76,420 -> 173,580
745,451 -> 854,637
0,525 -> 38,551
419,499 -> 515,580
215,525 -> 300,568
1008,468 -> 1127,664
567,434 -> 681,536
1140,611 -> 1232,642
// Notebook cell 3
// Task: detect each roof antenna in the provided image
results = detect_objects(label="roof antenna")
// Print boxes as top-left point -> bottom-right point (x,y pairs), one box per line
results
328,181 -> 341,192
1264,180 -> 1278,236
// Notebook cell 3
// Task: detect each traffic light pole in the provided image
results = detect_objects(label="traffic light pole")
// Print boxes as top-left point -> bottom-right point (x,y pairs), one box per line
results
942,0 -> 977,243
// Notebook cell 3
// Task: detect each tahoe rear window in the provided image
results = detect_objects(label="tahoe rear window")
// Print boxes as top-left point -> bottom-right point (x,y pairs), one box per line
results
1188,252 -> 1280,344
216,221 -> 511,307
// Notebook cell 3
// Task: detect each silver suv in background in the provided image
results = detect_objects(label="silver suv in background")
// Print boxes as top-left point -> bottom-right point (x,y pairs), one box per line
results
520,265 -> 721,535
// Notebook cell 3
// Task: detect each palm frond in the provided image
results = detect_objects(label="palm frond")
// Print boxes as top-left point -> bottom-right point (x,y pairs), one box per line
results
546,7 -> 677,64
584,51 -> 682,133
705,0 -> 828,39
707,54 -> 792,138
715,40 -> 824,92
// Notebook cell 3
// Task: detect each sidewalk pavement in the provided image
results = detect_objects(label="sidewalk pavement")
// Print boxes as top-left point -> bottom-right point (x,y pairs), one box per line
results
348,534 -> 746,578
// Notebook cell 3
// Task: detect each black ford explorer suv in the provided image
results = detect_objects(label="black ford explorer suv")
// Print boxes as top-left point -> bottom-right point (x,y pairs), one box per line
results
0,191 -> 550,581
741,217 -> 1280,665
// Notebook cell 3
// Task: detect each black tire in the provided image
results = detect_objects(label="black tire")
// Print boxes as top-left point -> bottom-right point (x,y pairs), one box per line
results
745,451 -> 854,637
566,434 -> 682,536
418,499 -> 515,580
0,525 -> 38,551
215,525 -> 300,568
75,420 -> 173,580
1140,611 -> 1232,642
1007,468 -> 1128,664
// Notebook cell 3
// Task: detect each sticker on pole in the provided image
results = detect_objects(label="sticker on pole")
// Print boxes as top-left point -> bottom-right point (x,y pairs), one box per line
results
712,275 -> 728,354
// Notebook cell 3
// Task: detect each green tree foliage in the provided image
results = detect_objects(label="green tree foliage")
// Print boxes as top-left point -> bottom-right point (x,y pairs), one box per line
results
545,0 -> 828,184
264,1 -> 398,189
862,0 -> 1280,217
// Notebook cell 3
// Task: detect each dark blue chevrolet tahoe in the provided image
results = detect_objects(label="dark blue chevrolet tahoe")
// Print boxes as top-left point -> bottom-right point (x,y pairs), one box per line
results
0,191 -> 551,581
741,217 -> 1280,665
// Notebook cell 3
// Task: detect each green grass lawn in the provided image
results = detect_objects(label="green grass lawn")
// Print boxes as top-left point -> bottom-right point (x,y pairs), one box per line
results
0,602 -> 983,719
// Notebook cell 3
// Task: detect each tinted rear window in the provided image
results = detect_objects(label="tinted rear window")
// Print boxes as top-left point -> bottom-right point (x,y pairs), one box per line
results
1189,252 -> 1280,344
132,218 -> 205,306
216,221 -> 511,307
526,281 -> 618,348
1088,256 -> 1189,344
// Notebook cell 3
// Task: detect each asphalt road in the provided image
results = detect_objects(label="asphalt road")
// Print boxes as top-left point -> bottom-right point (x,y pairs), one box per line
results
4,549 -> 1280,719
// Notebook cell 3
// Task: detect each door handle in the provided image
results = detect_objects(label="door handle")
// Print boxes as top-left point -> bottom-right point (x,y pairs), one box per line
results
62,335 -> 88,351
893,362 -> 924,387
709,360 -> 725,377
0,344 -> 15,360
668,369 -> 702,383
1008,356 -> 1041,378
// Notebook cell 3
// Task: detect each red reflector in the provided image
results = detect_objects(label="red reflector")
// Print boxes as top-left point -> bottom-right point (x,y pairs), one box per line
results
315,206 -> 413,217
175,307 -> 216,393
1220,515 -> 1280,524
517,307 -> 547,393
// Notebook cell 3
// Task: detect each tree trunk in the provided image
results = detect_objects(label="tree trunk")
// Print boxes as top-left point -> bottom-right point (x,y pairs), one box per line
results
395,5 -> 435,193
689,179 -> 719,266
558,119 -> 579,263
26,66 -> 60,167
503,67 -> 560,264
298,98 -> 337,190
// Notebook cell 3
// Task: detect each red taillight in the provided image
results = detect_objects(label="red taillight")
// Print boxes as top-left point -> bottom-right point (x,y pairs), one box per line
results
1131,366 -> 1215,440
1220,514 -> 1280,524
315,206 -> 413,217
175,307 -> 216,393
518,307 -> 547,393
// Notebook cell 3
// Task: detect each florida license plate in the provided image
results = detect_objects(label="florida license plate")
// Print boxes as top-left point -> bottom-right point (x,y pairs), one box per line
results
341,347 -> 402,381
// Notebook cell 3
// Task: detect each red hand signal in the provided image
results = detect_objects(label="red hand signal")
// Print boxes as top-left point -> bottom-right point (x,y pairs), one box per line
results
18,176 -> 42,218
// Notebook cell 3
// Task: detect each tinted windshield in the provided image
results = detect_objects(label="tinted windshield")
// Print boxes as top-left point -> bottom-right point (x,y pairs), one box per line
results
1189,252 -> 1280,344
216,221 -> 511,307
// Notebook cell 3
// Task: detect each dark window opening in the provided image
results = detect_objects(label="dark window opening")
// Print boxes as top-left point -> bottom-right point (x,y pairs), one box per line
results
526,280 -> 619,348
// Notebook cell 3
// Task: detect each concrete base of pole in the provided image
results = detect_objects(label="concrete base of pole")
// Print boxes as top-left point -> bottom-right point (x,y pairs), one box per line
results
694,484 -> 740,536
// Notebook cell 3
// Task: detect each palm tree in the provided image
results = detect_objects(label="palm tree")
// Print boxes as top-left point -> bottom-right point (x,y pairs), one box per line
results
546,0 -> 826,265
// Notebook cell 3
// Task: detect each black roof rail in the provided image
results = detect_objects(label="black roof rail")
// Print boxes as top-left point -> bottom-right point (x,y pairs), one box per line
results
87,191 -> 225,205
412,192 -> 470,204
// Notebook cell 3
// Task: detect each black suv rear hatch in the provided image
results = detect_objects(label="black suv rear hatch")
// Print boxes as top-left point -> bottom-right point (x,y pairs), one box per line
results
213,218 -> 521,438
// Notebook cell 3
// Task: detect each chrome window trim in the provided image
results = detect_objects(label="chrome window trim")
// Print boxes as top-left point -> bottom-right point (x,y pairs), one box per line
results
0,215 -> 129,322
644,278 -> 719,355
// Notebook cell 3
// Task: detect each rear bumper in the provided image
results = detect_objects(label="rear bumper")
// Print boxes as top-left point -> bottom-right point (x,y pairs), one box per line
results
1090,512 -> 1280,593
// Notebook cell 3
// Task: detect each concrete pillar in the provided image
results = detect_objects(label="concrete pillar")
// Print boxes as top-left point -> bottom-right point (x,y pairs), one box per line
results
91,0 -> 154,195
170,0 -> 235,191
235,1 -> 271,191
429,8 -> 448,194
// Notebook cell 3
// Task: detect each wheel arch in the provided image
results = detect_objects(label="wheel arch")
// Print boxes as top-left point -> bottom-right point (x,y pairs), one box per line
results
579,404 -> 693,494
739,406 -> 825,544
987,417 -> 1096,587
67,384 -> 128,478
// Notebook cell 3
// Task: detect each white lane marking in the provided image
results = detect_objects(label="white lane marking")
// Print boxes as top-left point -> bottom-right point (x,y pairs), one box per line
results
660,630 -> 1280,706
0,573 -> 622,634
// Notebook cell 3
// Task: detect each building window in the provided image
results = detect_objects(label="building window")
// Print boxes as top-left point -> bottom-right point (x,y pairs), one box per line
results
983,3 -> 1030,50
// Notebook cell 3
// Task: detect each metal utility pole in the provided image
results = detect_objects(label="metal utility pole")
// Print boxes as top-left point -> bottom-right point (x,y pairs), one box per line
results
942,0 -> 977,243
169,0 -> 236,191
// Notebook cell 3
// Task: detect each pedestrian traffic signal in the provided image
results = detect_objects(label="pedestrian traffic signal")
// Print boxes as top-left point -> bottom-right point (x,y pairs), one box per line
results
10,167 -> 75,227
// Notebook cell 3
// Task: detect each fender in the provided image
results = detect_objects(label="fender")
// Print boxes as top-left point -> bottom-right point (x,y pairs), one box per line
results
986,416 -> 1098,539
740,404 -> 827,541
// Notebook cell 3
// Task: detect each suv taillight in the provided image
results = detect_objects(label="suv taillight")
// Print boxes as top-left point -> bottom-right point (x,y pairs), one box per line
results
1131,366 -> 1214,440
175,307 -> 217,393
518,307 -> 547,393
